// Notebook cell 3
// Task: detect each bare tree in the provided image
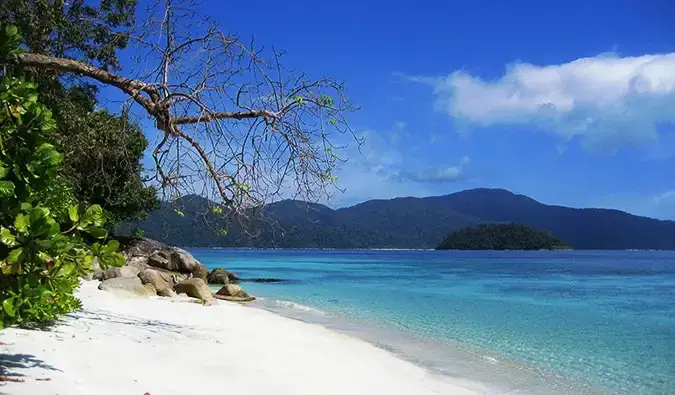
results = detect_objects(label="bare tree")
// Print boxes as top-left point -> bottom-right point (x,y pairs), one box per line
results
3,0 -> 359,224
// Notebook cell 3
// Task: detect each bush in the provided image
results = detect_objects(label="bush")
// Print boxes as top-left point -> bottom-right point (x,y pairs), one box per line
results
0,25 -> 125,328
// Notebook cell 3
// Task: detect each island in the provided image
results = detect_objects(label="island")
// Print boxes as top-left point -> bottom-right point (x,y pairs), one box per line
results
436,223 -> 569,250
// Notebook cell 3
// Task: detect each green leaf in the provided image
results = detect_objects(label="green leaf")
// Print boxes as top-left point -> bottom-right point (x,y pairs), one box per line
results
20,202 -> 32,211
211,206 -> 223,215
0,180 -> 14,197
295,96 -> 304,105
86,227 -> 108,239
106,239 -> 120,251
68,206 -> 79,223
14,213 -> 28,233
79,205 -> 105,228
0,227 -> 17,248
7,247 -> 24,265
174,209 -> 184,217
0,166 -> 8,179
5,25 -> 18,37
2,298 -> 16,317
29,207 -> 59,237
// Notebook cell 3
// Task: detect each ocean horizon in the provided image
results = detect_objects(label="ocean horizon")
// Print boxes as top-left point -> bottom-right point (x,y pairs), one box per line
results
190,248 -> 675,395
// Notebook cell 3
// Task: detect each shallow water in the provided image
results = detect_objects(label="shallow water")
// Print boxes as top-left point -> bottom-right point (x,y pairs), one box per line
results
191,249 -> 675,395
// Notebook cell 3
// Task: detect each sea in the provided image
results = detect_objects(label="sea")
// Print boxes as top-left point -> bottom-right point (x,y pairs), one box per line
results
188,248 -> 675,395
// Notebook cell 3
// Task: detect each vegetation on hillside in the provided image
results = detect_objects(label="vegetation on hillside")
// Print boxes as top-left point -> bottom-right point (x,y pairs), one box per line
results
436,223 -> 568,250
123,189 -> 675,250
0,25 -> 124,328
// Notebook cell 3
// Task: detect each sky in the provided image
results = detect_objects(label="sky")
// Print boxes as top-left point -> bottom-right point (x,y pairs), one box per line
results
127,0 -> 675,219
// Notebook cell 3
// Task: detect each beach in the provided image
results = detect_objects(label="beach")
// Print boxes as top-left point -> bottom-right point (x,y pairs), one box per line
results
0,280 -> 482,395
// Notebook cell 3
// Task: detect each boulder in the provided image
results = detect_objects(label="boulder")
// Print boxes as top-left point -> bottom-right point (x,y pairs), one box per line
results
123,237 -> 168,258
170,248 -> 209,280
120,237 -> 209,281
207,268 -> 239,284
158,288 -> 177,297
101,265 -> 140,281
214,294 -> 256,303
138,268 -> 173,295
92,258 -> 103,280
173,278 -> 213,301
98,277 -> 154,297
143,283 -> 157,296
148,251 -> 172,270
126,256 -> 150,272
215,284 -> 251,299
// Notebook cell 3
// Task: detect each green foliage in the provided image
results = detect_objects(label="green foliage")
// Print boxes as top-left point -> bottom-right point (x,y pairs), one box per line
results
436,223 -> 568,251
0,44 -> 125,328
51,104 -> 160,226
0,0 -> 137,70
1,0 -> 158,227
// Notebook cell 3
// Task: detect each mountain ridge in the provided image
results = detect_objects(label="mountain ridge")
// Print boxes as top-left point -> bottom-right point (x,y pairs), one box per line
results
123,188 -> 675,250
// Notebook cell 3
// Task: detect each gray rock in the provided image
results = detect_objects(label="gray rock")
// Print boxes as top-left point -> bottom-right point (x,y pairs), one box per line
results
173,278 -> 214,301
138,268 -> 173,295
92,257 -> 103,280
123,237 -> 168,258
98,277 -> 154,297
143,283 -> 157,296
207,268 -> 239,284
215,284 -> 251,299
214,294 -> 256,303
101,265 -> 140,281
126,256 -> 149,271
170,248 -> 209,280
158,288 -> 178,297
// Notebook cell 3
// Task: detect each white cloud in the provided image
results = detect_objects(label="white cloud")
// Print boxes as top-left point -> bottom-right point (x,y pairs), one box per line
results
394,156 -> 470,183
413,53 -> 675,152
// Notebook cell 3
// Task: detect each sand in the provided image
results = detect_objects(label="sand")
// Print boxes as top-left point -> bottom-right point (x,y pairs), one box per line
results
0,280 -> 483,395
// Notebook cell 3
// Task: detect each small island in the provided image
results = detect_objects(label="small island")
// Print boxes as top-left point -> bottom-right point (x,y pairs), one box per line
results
436,223 -> 569,250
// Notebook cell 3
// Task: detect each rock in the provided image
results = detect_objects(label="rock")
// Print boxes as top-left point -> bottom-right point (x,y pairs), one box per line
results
158,288 -> 177,297
170,248 -> 209,280
92,258 -> 103,280
173,278 -> 214,301
123,237 -> 168,258
214,294 -> 256,303
143,283 -> 157,296
244,278 -> 287,283
207,268 -> 239,284
148,251 -> 172,270
98,277 -> 154,297
215,284 -> 251,299
126,256 -> 150,271
101,265 -> 140,281
138,268 -> 173,295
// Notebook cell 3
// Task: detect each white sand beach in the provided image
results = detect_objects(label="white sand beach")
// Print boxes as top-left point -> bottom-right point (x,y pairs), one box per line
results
0,281 -> 482,395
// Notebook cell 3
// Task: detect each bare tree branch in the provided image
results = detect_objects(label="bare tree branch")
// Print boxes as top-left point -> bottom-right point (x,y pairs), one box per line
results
2,0 -> 360,226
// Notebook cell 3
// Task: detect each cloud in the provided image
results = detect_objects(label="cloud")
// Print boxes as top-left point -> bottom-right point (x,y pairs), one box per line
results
411,53 -> 675,152
394,156 -> 470,183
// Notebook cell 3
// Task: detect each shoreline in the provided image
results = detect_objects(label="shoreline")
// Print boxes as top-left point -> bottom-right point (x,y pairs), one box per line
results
251,295 -> 604,395
0,281 -> 484,395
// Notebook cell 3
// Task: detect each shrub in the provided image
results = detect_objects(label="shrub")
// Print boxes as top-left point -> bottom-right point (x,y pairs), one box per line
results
0,25 -> 125,328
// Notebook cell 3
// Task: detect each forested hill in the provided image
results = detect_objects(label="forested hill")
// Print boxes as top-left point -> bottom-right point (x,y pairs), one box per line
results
436,223 -> 569,251
124,188 -> 675,250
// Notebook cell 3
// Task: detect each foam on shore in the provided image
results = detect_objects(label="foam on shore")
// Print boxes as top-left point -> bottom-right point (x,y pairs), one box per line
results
0,281 -> 484,395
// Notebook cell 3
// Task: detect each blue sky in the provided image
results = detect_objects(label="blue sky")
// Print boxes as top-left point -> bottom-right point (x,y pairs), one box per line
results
129,0 -> 675,218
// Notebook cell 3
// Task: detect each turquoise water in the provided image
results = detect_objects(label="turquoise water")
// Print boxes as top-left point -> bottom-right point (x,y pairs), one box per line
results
189,249 -> 675,394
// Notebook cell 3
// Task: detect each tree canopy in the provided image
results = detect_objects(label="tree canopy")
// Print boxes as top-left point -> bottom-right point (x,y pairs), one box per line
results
436,223 -> 569,251
1,0 -> 159,226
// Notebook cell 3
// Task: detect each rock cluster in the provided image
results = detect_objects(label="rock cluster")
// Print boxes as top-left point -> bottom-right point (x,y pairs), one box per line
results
95,237 -> 255,304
